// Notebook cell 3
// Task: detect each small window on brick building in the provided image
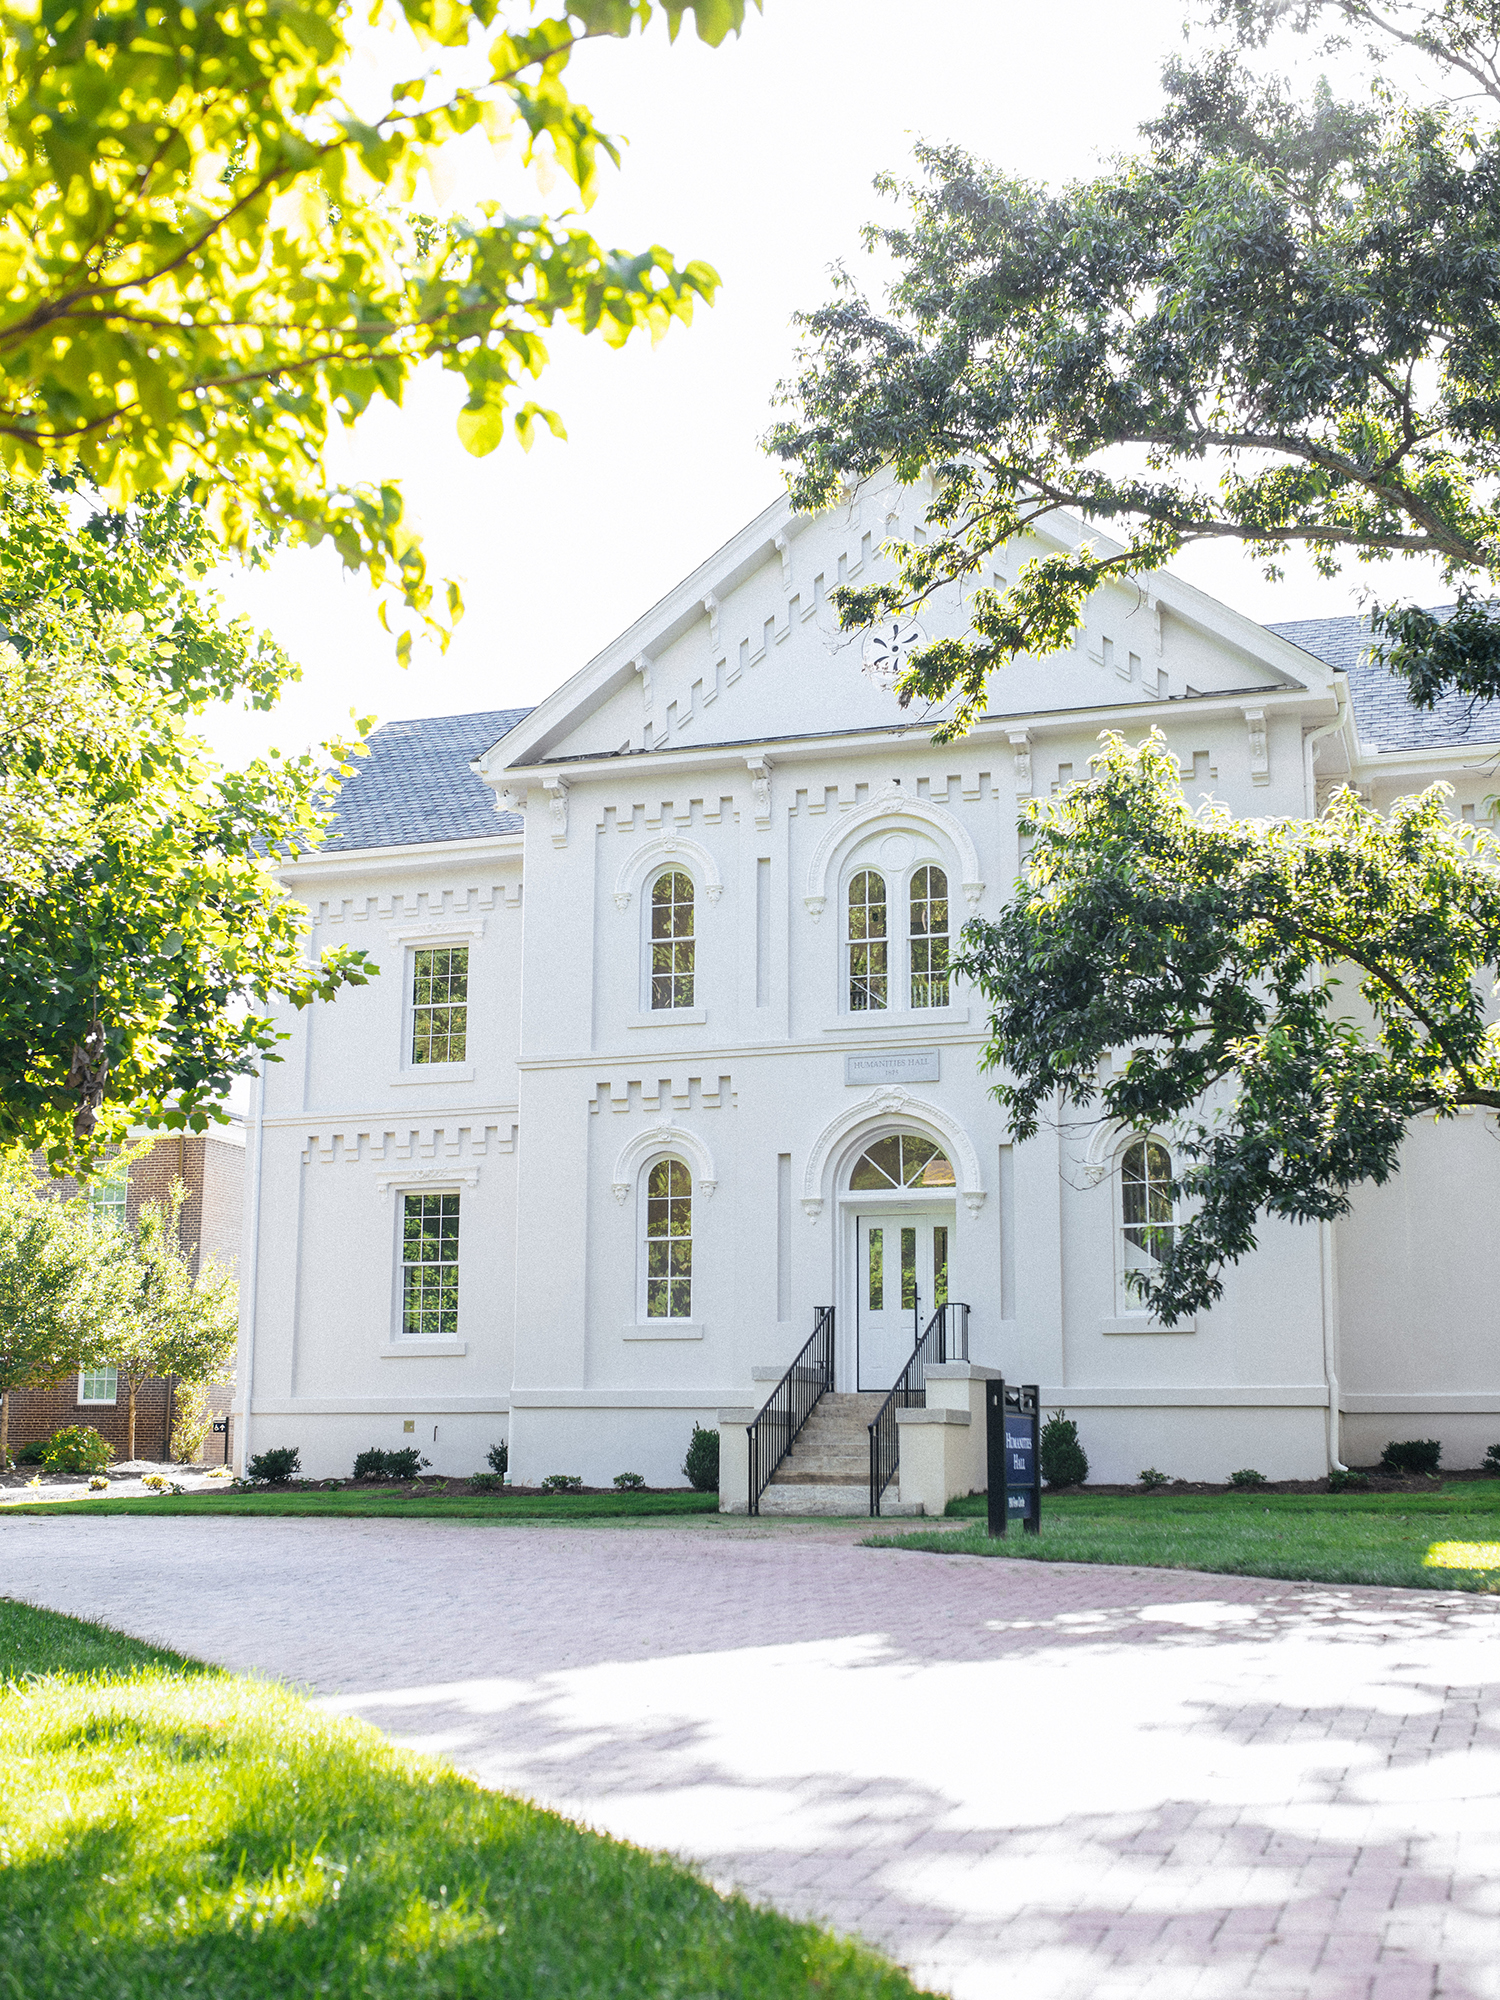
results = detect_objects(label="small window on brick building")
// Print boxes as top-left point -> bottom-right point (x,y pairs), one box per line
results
86,1162 -> 128,1232
79,1365 -> 118,1403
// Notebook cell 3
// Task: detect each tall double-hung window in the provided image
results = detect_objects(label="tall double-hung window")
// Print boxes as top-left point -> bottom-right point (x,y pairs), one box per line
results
1119,1139 -> 1175,1309
401,1192 -> 461,1338
845,862 -> 951,1011
908,865 -> 950,1008
412,947 -> 468,1064
649,871 -> 695,1010
644,1159 -> 692,1320
847,870 -> 888,1010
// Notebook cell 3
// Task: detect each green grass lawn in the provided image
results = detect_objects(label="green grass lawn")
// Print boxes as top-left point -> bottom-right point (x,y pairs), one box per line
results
0,1597 -> 924,2000
872,1482 -> 1500,1591
0,1487 -> 720,1522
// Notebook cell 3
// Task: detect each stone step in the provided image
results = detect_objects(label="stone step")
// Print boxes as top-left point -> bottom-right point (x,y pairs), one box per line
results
756,1482 -> 924,1518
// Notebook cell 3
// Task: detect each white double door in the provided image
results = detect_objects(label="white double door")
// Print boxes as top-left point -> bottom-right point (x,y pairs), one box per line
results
855,1207 -> 952,1391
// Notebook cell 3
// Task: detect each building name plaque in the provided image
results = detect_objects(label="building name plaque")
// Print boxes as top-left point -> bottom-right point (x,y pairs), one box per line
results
844,1049 -> 941,1087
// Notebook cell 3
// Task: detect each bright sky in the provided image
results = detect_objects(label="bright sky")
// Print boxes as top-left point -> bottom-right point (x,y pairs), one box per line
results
202,0 -> 1448,770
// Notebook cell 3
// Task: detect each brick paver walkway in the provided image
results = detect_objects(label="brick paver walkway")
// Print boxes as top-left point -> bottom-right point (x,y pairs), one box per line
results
3,1514 -> 1498,1999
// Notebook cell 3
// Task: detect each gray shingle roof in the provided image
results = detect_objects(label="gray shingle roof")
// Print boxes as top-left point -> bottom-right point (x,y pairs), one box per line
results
1268,610 -> 1500,753
322,708 -> 531,852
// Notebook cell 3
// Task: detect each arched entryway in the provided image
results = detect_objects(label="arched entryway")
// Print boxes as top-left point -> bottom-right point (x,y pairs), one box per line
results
844,1130 -> 956,1389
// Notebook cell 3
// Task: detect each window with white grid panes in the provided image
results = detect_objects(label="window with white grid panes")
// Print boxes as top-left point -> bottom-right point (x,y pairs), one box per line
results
644,1158 -> 692,1319
85,1161 -> 128,1231
847,869 -> 888,1010
649,871 -> 695,1010
908,865 -> 949,1008
1120,1139 -> 1175,1309
411,946 -> 468,1064
401,1191 -> 460,1338
78,1365 -> 118,1403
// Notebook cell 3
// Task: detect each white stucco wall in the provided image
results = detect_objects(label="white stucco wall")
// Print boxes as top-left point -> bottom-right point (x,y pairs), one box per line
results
236,485 -> 1500,1490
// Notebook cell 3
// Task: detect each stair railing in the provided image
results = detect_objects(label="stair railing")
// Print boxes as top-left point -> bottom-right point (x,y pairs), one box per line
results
747,1306 -> 835,1515
867,1301 -> 970,1517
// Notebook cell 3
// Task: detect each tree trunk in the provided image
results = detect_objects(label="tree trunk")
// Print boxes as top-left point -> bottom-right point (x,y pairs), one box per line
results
0,1388 -> 8,1467
127,1379 -> 137,1463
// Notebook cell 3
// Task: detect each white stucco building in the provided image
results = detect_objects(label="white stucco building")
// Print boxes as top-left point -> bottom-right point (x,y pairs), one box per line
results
236,477 -> 1500,1498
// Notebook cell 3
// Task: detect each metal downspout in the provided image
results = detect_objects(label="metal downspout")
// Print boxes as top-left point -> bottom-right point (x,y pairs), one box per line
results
236,1059 -> 266,1477
1305,682 -> 1351,1472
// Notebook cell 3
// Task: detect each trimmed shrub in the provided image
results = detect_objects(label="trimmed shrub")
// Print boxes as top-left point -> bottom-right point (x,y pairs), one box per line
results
1485,1443 -> 1500,1474
469,1472 -> 503,1493
1329,1469 -> 1370,1492
540,1473 -> 582,1493
1039,1410 -> 1088,1488
486,1441 -> 509,1478
683,1424 -> 719,1493
1380,1438 -> 1442,1476
245,1446 -> 301,1485
1138,1467 -> 1170,1491
353,1447 -> 427,1482
34,1426 -> 114,1475
613,1471 -> 646,1491
1228,1468 -> 1267,1489
15,1438 -> 48,1466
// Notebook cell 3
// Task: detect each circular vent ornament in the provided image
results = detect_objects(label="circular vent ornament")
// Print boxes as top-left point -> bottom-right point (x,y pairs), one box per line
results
861,617 -> 925,692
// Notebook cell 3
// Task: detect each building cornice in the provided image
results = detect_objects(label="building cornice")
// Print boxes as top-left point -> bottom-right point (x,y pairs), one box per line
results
281,831 -> 524,885
497,683 -> 1336,788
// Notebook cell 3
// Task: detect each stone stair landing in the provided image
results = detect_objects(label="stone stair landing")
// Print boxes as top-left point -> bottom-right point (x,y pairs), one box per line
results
759,1392 -> 923,1517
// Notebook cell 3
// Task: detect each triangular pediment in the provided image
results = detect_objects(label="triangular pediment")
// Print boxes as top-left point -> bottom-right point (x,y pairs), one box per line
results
480,478 -> 1334,777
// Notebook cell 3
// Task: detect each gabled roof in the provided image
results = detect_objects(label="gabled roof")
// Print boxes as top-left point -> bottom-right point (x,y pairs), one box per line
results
1269,610 -> 1500,754
322,709 -> 531,852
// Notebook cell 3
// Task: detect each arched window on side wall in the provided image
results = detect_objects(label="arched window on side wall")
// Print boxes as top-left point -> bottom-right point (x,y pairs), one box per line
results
1120,1138 -> 1174,1310
909,865 -> 949,1008
650,870 -> 695,1010
847,869 -> 888,1011
645,1158 -> 693,1320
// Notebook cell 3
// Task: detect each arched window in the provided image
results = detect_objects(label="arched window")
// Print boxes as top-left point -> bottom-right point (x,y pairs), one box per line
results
847,869 -> 888,1011
909,865 -> 949,1008
1120,1139 -> 1174,1306
645,1158 -> 693,1319
650,871 -> 695,1010
849,1133 -> 955,1190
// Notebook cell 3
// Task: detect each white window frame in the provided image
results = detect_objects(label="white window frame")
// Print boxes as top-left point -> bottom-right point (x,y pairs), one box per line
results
1103,1135 -> 1196,1333
387,921 -> 483,1084
78,1364 -> 118,1404
382,1177 -> 471,1356
837,845 -> 957,1020
628,1153 -> 704,1339
644,867 -> 697,1015
85,1160 -> 129,1232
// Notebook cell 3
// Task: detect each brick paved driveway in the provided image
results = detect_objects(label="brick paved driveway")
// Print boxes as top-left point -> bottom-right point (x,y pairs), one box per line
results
3,1514 -> 1498,2000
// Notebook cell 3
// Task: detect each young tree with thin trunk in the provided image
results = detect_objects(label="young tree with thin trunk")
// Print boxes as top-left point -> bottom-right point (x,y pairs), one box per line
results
100,1186 -> 239,1465
0,1160 -> 116,1464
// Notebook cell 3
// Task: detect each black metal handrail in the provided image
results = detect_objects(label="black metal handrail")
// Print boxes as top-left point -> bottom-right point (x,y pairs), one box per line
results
747,1306 -> 835,1515
867,1301 -> 970,1516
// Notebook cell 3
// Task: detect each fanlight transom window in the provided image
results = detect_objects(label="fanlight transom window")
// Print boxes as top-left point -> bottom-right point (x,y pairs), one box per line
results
849,1132 -> 956,1191
1120,1138 -> 1175,1304
844,861 -> 950,1011
645,1157 -> 693,1319
650,870 -> 695,1010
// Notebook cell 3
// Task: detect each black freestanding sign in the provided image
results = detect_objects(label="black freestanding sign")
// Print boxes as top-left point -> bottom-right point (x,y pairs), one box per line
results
985,1380 -> 1041,1537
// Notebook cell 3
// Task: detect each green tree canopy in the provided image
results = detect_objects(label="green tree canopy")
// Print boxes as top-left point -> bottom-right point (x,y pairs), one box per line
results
955,735 -> 1500,1322
0,0 -> 754,651
0,474 -> 373,1168
768,0 -> 1500,734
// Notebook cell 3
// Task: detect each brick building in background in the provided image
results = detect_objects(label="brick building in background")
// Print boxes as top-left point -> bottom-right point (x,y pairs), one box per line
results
6,1127 -> 244,1465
